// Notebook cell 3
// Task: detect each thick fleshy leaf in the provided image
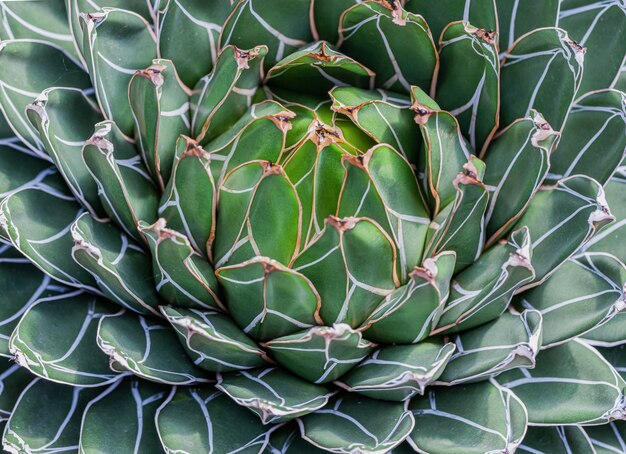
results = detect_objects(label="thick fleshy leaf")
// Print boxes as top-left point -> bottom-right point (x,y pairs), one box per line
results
338,144 -> 430,281
517,253 -> 626,348
547,89 -> 626,185
483,111 -> 557,246
298,394 -> 414,453
408,380 -> 528,454
217,257 -> 322,341
156,387 -> 273,453
82,121 -> 159,242
264,324 -> 375,384
329,87 -> 419,164
292,216 -> 398,327
4,378 -> 102,453
500,27 -> 584,131
161,306 -> 270,373
219,0 -> 313,69
513,175 -> 614,289
496,0 -> 560,50
434,226 -> 535,334
435,21 -> 499,154
336,341 -> 456,401
79,379 -> 166,454
339,1 -> 437,93
214,161 -> 301,268
129,59 -> 191,190
141,220 -> 222,310
410,86 -> 472,214
497,340 -> 626,425
80,8 -> 158,135
585,420 -> 626,454
436,310 -> 543,385
518,426 -> 595,454
0,187 -> 99,291
156,0 -> 234,88
9,292 -> 122,387
0,39 -> 90,158
266,41 -> 375,94
96,311 -> 210,385
596,344 -> 626,381
217,368 -> 336,424
71,213 -> 162,316
404,0 -> 498,46
26,87 -> 106,218
191,44 -> 268,144
426,156 -> 489,273
266,424 -> 328,453
360,251 -> 456,344
560,0 -> 626,93
0,358 -> 32,425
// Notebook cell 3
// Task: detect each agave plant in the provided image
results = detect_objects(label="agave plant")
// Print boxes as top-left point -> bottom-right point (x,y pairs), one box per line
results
0,0 -> 625,452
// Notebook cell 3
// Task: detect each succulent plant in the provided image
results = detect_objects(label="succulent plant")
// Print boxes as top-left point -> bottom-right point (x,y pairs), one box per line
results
0,0 -> 625,452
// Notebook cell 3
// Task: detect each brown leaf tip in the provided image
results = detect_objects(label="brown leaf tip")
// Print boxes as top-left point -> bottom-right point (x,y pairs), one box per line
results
326,215 -> 358,232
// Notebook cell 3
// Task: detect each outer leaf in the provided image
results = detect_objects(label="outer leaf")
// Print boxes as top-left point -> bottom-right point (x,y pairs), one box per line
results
311,0 -> 361,44
79,379 -> 166,454
216,368 -> 336,424
585,421 -> 626,454
436,310 -> 543,385
339,1 -> 438,93
298,394 -> 415,453
336,341 -> 456,401
496,0 -> 560,50
217,257 -> 322,341
266,424 -> 328,453
96,311 -> 210,385
9,292 -> 122,387
500,27 -> 584,131
156,387 -> 273,453
518,426 -> 595,454
80,8 -> 158,135
408,380 -> 528,454
497,340 -> 626,425
435,21 -> 499,154
264,324 -> 375,384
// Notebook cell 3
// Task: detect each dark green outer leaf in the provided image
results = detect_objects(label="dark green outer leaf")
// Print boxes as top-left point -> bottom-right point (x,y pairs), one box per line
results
496,0 -> 559,50
518,426 -> 596,454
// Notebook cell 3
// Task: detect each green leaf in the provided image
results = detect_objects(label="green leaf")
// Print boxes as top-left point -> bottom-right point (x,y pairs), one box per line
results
0,187 -> 99,291
517,252 -> 626,348
585,420 -> 626,454
264,324 -> 375,384
80,379 -> 167,454
156,0 -> 234,88
266,41 -> 375,95
518,426 -> 595,454
292,216 -> 398,327
217,367 -> 336,424
483,111 -> 557,246
161,306 -> 270,373
156,387 -> 274,453
299,393 -> 414,453
141,220 -> 222,310
80,7 -> 158,136
129,59 -> 191,190
191,45 -> 268,144
216,257 -> 322,342
361,251 -> 456,344
339,1 -> 437,93
496,0 -> 559,50
4,378 -> 102,454
435,21 -> 499,154
9,291 -> 122,387
266,424 -> 328,453
336,341 -> 456,401
0,358 -> 33,424
408,380 -> 528,454
596,344 -> 626,381
97,310 -> 210,385
559,0 -> 626,93
497,339 -> 626,425
338,144 -> 430,282
82,121 -> 159,242
26,87 -> 106,218
500,27 -> 584,131
71,213 -> 162,316
547,89 -> 626,185
0,39 -> 90,158
310,0 -> 361,44
410,86 -> 472,214
434,226 -> 535,334
436,310 -> 543,385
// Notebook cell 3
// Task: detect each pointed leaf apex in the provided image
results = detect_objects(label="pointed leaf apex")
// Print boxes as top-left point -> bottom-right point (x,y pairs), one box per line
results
530,111 -> 559,148
134,64 -> 167,87
309,120 -> 344,148
465,24 -> 497,45
85,123 -> 114,154
589,186 -> 614,228
325,215 -> 358,232
180,136 -> 211,160
232,45 -> 267,70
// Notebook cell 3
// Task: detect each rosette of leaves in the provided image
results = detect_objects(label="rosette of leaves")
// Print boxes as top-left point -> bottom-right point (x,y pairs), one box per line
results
0,0 -> 625,453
